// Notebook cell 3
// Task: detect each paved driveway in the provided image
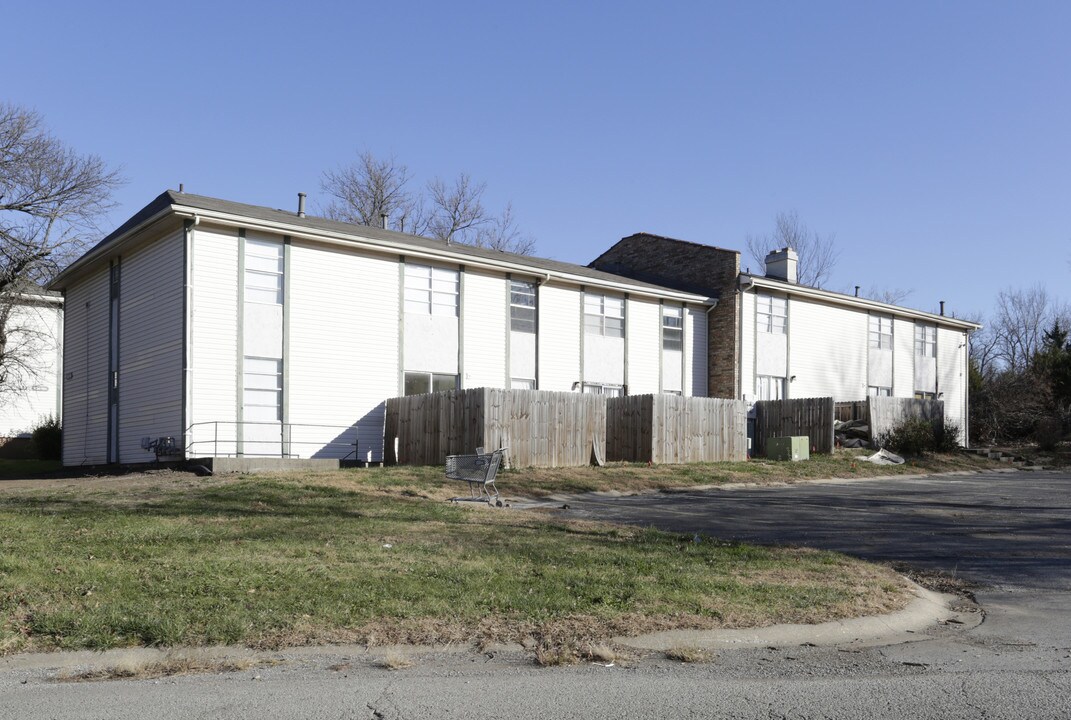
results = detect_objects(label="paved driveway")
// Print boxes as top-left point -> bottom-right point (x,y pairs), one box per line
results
563,469 -> 1071,591
563,468 -> 1071,653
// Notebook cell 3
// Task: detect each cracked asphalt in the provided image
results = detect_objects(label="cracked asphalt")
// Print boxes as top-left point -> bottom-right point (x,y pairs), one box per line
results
1,468 -> 1068,719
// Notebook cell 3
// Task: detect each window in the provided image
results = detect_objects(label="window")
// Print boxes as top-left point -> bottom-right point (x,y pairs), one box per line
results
582,383 -> 624,397
756,294 -> 787,334
914,391 -> 936,400
243,357 -> 282,422
511,377 -> 536,390
584,294 -> 625,337
756,375 -> 786,401
510,280 -> 536,333
662,305 -> 683,351
869,315 -> 893,350
404,264 -> 459,316
915,324 -> 936,357
244,238 -> 283,304
404,372 -> 458,396
868,386 -> 892,397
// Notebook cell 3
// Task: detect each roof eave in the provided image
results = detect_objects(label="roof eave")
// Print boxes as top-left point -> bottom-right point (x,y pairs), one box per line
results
741,274 -> 981,330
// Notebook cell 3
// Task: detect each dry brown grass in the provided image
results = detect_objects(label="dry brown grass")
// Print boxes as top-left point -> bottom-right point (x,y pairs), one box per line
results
665,646 -> 712,663
57,651 -> 262,682
376,651 -> 415,670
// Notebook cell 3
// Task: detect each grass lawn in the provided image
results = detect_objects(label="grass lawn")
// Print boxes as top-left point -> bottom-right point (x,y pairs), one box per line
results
335,448 -> 1002,499
0,469 -> 910,656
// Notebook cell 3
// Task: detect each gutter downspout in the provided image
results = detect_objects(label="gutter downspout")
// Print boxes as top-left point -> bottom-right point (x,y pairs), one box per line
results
738,275 -> 755,401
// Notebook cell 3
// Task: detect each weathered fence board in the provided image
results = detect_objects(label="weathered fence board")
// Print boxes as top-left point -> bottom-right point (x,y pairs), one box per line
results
384,388 -> 606,468
754,397 -> 835,456
606,395 -> 748,463
868,397 -> 944,443
835,401 -> 868,423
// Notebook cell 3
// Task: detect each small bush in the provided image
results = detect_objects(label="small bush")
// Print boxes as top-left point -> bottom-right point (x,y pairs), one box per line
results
876,417 -> 961,455
934,419 -> 963,453
1035,417 -> 1063,451
31,415 -> 62,460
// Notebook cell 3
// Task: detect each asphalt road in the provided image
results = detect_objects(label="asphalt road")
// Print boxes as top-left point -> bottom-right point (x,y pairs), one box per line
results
2,469 -> 1069,719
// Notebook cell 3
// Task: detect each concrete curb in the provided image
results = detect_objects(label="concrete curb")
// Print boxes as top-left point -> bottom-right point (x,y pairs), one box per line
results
613,583 -> 979,651
0,583 -> 976,675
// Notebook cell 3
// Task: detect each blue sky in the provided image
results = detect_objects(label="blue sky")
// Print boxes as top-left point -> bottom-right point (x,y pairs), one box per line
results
6,1 -> 1069,321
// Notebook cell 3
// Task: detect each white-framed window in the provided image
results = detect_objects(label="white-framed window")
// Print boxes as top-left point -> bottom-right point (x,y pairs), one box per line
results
663,389 -> 683,396
914,391 -> 936,400
869,315 -> 893,350
583,294 -> 625,337
868,385 -> 892,397
243,356 -> 282,422
404,264 -> 459,316
582,383 -> 624,397
662,305 -> 683,351
244,238 -> 284,305
915,324 -> 936,357
511,377 -> 537,390
404,372 -> 458,396
510,280 -> 536,333
756,375 -> 786,401
756,294 -> 787,334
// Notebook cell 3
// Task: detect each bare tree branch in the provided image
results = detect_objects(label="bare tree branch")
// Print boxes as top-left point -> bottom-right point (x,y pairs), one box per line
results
0,102 -> 121,404
863,286 -> 914,305
745,210 -> 839,288
320,151 -> 537,254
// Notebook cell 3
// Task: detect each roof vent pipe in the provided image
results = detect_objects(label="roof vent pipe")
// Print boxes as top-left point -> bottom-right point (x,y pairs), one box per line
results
380,212 -> 388,229
297,193 -> 307,218
939,300 -> 945,316
854,285 -> 860,297
178,183 -> 184,193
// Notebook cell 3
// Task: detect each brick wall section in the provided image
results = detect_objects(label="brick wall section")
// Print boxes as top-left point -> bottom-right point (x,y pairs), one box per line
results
590,233 -> 740,398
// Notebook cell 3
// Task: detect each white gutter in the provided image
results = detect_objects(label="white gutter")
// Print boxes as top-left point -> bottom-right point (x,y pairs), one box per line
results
743,275 -> 980,331
169,205 -> 711,304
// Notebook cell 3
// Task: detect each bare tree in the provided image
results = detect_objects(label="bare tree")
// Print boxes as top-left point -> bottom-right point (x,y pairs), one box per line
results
427,173 -> 488,244
0,103 -> 121,402
320,151 -> 536,254
863,286 -> 914,306
321,151 -> 419,231
745,210 -> 839,288
990,285 -> 1071,372
475,203 -> 536,255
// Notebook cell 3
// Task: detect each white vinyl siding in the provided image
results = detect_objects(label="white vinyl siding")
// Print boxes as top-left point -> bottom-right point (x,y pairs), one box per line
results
462,270 -> 507,388
116,231 -> 185,463
62,269 -> 110,465
787,297 -> 868,401
893,317 -> 915,397
288,241 -> 400,461
189,226 -> 240,456
938,326 -> 967,444
686,307 -> 708,397
538,284 -> 581,391
626,298 -> 660,395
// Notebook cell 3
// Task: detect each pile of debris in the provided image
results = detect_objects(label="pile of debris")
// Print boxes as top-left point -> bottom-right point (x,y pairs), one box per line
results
835,419 -> 870,448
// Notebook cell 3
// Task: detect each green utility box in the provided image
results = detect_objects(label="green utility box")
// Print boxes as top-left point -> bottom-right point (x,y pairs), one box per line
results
767,436 -> 810,462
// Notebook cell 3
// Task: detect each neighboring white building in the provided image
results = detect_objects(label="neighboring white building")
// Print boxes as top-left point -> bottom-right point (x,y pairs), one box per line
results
738,250 -> 977,440
48,191 -> 712,466
591,236 -> 980,444
0,293 -> 63,438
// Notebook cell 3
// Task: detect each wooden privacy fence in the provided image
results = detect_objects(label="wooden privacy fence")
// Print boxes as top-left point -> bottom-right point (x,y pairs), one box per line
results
607,395 -> 748,463
835,401 -> 868,423
754,397 -> 835,456
384,387 -> 606,468
868,397 -> 944,442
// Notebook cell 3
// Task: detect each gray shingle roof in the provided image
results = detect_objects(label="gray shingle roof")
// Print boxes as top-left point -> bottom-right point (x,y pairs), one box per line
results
55,190 -> 711,299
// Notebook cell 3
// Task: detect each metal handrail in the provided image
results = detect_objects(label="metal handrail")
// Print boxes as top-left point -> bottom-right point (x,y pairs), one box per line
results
185,420 -> 369,460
